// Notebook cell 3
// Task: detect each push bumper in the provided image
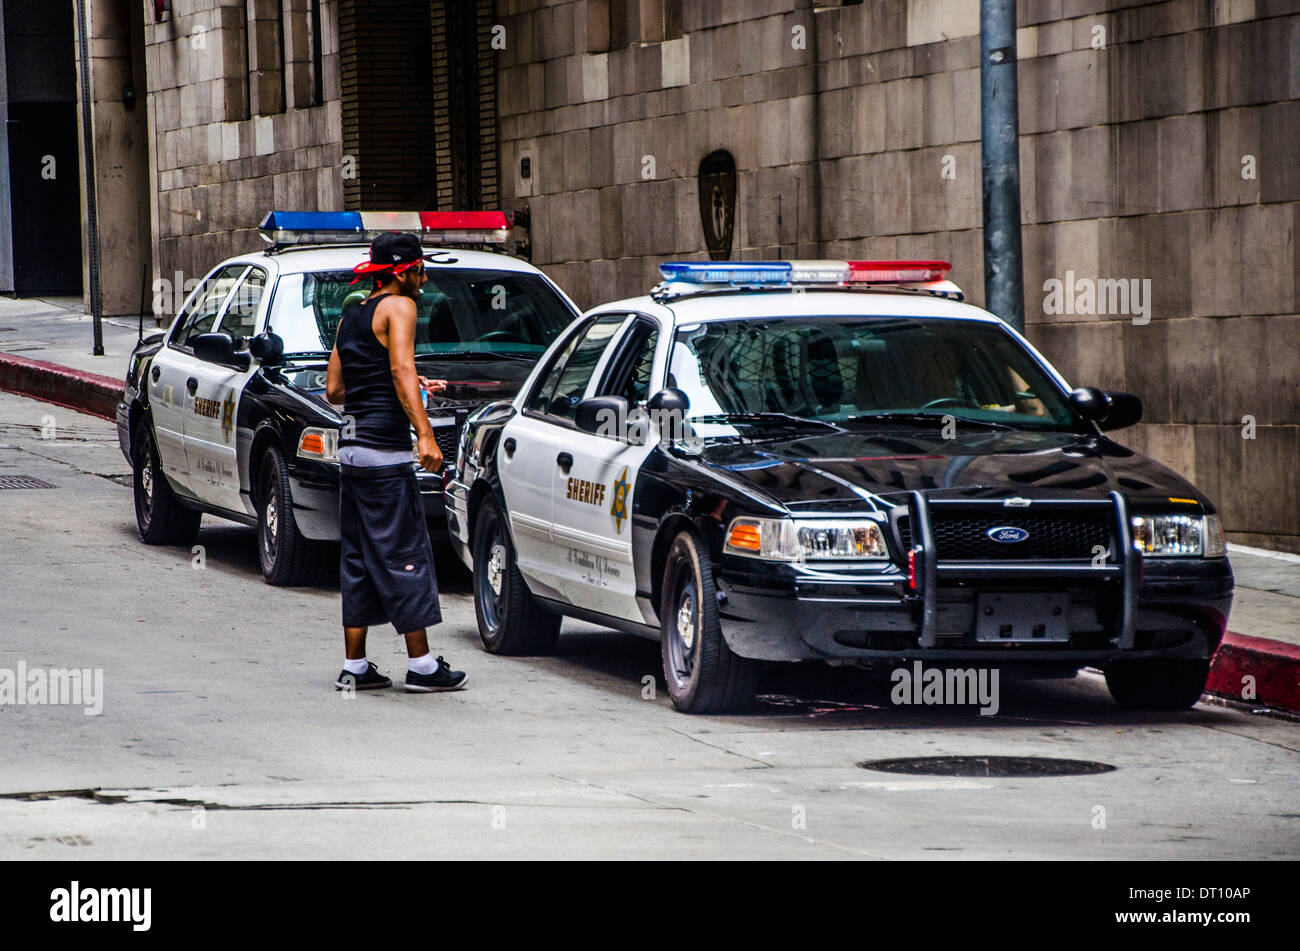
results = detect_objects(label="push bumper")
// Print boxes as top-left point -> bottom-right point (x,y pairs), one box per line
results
714,492 -> 1234,665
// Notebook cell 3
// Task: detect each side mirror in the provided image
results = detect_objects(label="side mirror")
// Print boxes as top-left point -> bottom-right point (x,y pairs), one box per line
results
646,387 -> 691,442
647,387 -> 690,416
1070,387 -> 1143,431
249,331 -> 284,366
1098,390 -> 1142,430
576,395 -> 631,439
192,332 -> 250,370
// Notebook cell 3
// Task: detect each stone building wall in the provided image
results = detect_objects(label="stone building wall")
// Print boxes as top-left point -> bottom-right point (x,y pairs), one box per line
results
143,0 -> 343,308
495,0 -> 1300,552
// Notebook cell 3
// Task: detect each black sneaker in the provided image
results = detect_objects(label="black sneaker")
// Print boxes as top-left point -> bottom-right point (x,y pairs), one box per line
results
335,662 -> 393,691
404,656 -> 469,693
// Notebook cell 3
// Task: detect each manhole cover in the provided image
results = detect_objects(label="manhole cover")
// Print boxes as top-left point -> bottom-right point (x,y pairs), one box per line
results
858,756 -> 1115,777
0,475 -> 56,490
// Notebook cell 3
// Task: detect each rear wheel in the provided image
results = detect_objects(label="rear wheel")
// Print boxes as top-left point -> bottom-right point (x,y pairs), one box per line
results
1104,658 -> 1211,710
132,416 -> 200,545
257,445 -> 329,586
660,530 -> 759,714
472,497 -> 560,655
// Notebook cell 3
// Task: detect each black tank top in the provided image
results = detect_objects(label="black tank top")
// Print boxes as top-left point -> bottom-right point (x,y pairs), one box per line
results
336,294 -> 413,452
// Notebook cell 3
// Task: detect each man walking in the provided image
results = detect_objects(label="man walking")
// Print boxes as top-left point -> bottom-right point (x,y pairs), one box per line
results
325,231 -> 468,693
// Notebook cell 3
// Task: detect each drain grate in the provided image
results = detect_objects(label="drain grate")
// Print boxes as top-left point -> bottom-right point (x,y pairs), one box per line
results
0,475 -> 56,490
858,756 -> 1115,777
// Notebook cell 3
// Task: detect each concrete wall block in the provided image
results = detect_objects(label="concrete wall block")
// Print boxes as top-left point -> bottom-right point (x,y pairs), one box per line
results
1034,131 -> 1071,223
1259,101 -> 1300,204
883,78 -> 923,151
1069,125 -> 1116,219
1211,107 -> 1263,207
951,67 -> 981,142
1056,50 -> 1106,130
1143,211 -> 1194,319
870,149 -> 912,236
921,69 -> 954,147
1156,113 -> 1209,213
1121,317 -> 1171,420
1240,202 -> 1296,316
850,81 -> 886,155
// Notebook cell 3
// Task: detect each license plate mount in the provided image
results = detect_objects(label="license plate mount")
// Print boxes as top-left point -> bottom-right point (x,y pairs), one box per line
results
974,592 -> 1070,643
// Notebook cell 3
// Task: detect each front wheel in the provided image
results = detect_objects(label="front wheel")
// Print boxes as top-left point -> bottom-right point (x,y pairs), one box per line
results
132,416 -> 201,546
660,531 -> 759,714
1104,658 -> 1211,710
472,497 -> 560,655
257,445 -> 328,586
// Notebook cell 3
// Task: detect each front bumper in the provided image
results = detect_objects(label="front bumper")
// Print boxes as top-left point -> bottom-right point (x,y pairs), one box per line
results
713,492 -> 1234,665
290,461 -> 448,541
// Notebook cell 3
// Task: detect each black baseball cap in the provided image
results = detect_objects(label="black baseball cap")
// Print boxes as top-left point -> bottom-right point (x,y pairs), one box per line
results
351,232 -> 435,278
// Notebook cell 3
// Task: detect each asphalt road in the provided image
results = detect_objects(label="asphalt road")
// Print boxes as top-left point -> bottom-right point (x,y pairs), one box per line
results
0,390 -> 1296,860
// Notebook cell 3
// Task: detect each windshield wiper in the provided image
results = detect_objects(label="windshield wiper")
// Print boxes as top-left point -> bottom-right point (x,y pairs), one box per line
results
690,412 -> 841,432
282,351 -> 331,360
845,411 -> 1018,430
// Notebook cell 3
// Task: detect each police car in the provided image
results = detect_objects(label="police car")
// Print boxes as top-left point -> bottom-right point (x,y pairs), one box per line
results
447,260 -> 1234,714
118,211 -> 579,585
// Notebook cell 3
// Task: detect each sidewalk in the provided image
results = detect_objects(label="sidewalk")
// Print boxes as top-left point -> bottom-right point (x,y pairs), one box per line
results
1,298 -> 1297,712
0,296 -> 151,419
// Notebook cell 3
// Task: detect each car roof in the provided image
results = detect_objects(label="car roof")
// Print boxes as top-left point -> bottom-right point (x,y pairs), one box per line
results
594,289 -> 1007,326
217,245 -> 550,277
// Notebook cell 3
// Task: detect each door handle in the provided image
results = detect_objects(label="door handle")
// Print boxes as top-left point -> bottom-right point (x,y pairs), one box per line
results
556,452 -> 573,471
186,377 -> 198,395
150,365 -> 160,383
503,437 -> 516,455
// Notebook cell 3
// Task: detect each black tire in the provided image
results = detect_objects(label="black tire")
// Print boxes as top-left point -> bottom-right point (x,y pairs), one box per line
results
1104,658 -> 1211,710
257,444 -> 329,586
472,496 -> 560,655
660,530 -> 760,714
132,416 -> 201,546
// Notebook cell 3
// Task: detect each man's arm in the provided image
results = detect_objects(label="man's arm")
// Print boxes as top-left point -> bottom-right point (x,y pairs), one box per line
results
325,344 -> 345,405
380,296 -> 442,472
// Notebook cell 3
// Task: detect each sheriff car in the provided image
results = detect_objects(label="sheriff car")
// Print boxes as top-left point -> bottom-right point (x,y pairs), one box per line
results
447,260 -> 1234,714
118,211 -> 579,585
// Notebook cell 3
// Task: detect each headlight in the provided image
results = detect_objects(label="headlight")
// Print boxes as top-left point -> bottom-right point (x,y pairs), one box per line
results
1131,514 -> 1225,557
724,517 -> 889,562
297,427 -> 339,463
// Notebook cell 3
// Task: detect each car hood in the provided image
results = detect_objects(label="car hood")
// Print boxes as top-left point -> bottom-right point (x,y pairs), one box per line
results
683,427 -> 1210,513
276,355 -> 532,413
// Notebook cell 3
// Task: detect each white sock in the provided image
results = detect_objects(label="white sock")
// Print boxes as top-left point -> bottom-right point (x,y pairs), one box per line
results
408,652 -> 436,675
343,657 -> 369,675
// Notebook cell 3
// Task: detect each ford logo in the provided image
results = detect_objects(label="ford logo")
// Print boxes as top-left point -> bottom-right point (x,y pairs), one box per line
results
987,525 -> 1030,544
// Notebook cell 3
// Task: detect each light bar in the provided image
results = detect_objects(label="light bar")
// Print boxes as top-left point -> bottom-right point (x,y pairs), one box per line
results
658,259 -> 952,287
258,210 -> 511,246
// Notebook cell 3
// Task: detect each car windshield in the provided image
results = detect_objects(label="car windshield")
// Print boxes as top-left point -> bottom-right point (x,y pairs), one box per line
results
268,267 -> 574,358
667,316 -> 1079,431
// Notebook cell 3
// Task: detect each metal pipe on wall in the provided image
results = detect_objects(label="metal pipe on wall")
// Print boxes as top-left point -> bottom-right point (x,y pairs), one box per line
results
980,0 -> 1026,334
74,0 -> 104,354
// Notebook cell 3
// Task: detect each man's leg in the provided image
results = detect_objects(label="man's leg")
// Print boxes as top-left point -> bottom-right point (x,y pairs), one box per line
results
345,626 -> 370,660
403,629 -> 430,659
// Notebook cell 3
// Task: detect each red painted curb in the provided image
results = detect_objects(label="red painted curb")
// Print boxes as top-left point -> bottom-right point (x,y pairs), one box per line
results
1207,631 -> 1300,713
0,351 -> 123,422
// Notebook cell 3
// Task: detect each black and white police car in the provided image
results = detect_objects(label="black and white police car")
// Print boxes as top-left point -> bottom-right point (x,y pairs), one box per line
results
118,211 -> 579,584
448,260 -> 1234,714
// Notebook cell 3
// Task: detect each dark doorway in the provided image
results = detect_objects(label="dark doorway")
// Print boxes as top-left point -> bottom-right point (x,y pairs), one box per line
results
0,0 -> 82,295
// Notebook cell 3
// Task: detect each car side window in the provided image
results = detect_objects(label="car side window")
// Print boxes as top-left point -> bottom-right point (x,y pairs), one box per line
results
218,267 -> 267,343
595,318 -> 657,407
172,265 -> 248,349
526,313 -> 626,422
